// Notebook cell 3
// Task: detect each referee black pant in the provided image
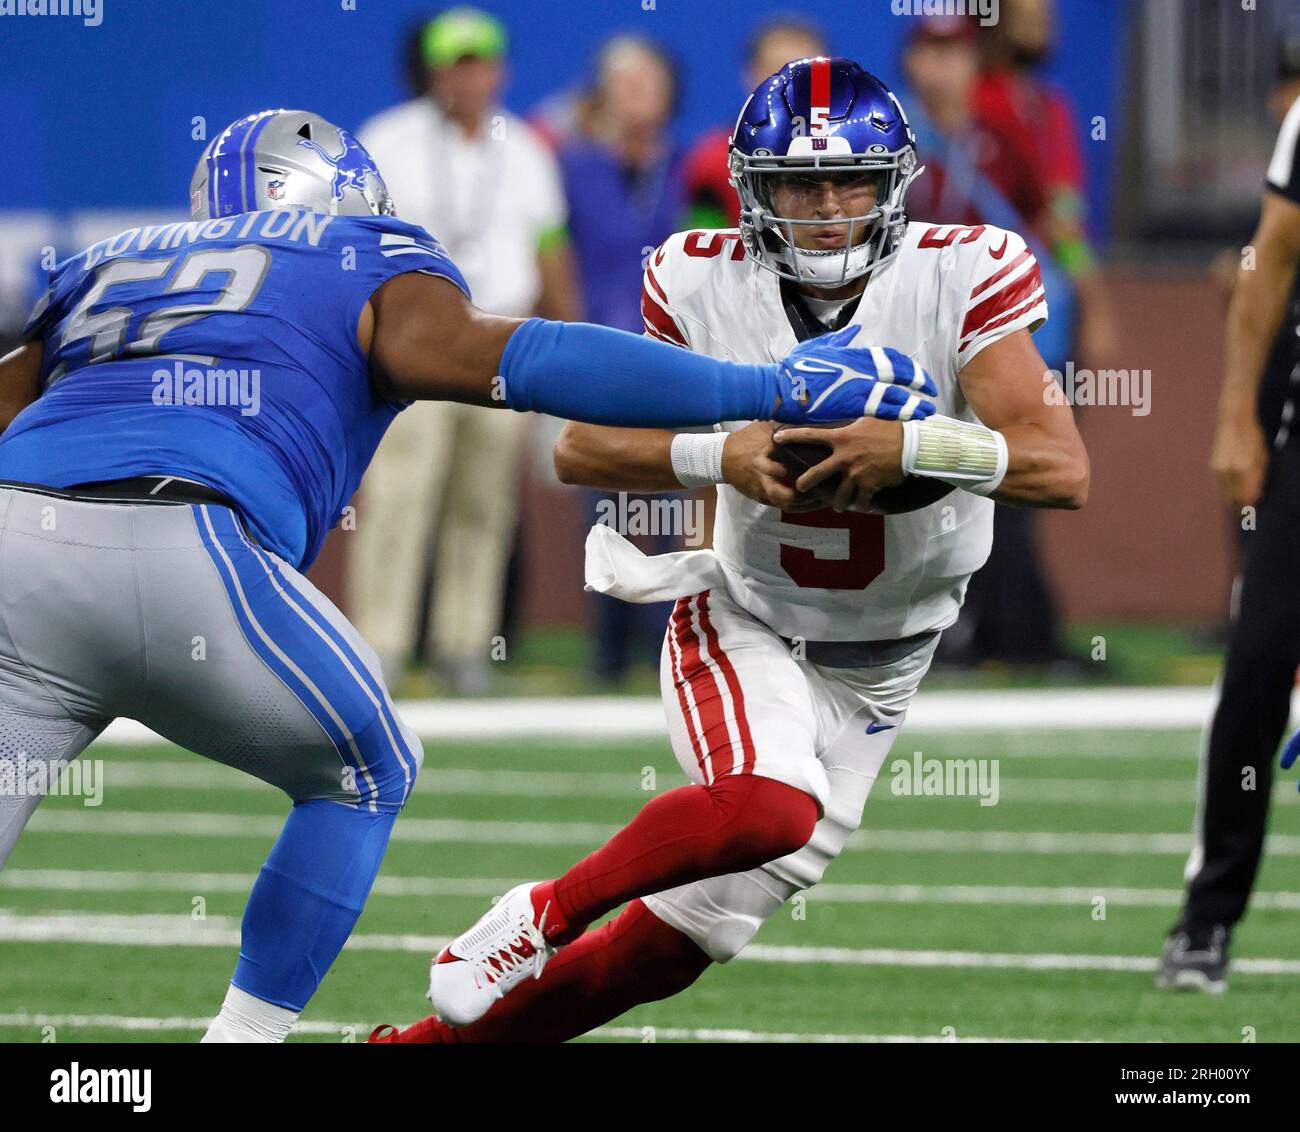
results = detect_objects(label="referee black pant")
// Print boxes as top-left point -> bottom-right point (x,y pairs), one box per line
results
1179,440 -> 1300,932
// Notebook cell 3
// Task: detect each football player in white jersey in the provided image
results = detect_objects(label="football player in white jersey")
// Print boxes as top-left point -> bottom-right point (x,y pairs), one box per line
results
372,57 -> 1088,1043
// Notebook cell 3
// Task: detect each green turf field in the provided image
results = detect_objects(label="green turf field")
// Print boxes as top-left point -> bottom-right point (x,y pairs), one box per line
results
2,726 -> 1298,1043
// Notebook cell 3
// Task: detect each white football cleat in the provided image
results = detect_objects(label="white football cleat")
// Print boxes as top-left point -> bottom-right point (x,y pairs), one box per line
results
428,882 -> 555,1026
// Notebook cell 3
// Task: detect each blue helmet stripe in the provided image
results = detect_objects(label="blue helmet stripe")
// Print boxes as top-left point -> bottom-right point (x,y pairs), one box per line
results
239,111 -> 275,215
209,117 -> 251,219
208,111 -> 273,219
207,123 -> 235,218
207,146 -> 219,218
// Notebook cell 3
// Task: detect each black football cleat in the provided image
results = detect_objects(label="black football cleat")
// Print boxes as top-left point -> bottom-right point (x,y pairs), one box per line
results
1155,923 -> 1229,993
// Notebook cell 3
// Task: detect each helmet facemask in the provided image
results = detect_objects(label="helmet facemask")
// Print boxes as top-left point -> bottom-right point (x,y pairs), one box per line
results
730,144 -> 921,287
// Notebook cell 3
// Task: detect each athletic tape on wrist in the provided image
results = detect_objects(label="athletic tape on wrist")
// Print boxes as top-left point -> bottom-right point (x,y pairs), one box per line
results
900,415 -> 1008,496
670,431 -> 728,488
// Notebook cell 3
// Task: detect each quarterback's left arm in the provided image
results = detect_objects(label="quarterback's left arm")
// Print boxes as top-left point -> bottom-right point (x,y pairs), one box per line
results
0,339 -> 43,435
954,327 -> 1089,509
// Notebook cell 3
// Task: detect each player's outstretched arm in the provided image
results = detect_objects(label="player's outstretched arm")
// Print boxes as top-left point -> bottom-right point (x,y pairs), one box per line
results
0,340 -> 42,435
365,271 -> 780,428
366,274 -> 931,430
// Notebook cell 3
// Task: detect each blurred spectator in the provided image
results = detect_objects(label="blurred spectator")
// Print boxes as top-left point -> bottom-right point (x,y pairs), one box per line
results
560,36 -> 684,331
977,0 -> 1119,369
900,15 -> 1081,672
681,16 -> 826,231
556,35 -> 688,683
903,20 -> 1026,220
529,74 -> 598,151
350,6 -> 579,694
902,16 -> 1073,363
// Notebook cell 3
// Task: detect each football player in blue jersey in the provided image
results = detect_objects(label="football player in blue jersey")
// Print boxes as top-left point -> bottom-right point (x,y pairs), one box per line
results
0,110 -> 935,1042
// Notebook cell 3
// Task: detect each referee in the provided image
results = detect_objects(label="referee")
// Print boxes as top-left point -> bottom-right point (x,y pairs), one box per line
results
1157,27 -> 1300,992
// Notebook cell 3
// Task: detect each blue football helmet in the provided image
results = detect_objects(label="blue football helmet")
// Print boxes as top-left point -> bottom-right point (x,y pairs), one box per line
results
190,109 -> 395,221
729,57 -> 921,286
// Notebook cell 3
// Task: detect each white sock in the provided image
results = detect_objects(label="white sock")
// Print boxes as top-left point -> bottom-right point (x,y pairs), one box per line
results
201,984 -> 299,1043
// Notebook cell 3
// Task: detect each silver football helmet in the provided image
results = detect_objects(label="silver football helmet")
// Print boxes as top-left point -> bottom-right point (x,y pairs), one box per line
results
190,109 -> 395,221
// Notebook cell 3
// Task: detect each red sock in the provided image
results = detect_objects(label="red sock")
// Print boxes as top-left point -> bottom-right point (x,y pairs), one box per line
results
375,900 -> 711,1043
533,774 -> 817,944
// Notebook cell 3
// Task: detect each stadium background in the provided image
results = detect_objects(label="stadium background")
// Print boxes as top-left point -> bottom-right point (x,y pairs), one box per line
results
0,0 -> 1260,633
3,0 -> 1299,1044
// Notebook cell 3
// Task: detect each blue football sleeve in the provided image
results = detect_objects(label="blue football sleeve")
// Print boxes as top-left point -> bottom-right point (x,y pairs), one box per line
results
498,317 -> 777,428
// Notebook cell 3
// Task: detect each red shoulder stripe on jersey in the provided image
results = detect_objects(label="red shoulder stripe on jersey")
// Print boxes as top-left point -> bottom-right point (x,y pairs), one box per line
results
643,325 -> 678,345
968,247 -> 1032,304
960,287 -> 1047,349
646,266 -> 670,306
960,259 -> 1043,341
641,280 -> 689,347
696,593 -> 756,776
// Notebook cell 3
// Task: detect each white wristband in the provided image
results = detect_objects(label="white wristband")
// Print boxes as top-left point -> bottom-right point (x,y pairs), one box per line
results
900,415 -> 1009,496
670,431 -> 728,488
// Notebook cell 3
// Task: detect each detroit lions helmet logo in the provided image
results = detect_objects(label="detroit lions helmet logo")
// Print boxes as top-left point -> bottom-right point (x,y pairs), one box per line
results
296,129 -> 380,203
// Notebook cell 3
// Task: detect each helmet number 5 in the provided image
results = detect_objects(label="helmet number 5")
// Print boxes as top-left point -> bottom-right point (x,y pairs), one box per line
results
790,108 -> 830,138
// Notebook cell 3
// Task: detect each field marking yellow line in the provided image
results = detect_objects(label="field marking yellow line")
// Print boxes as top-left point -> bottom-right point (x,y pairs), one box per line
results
3,910 -> 1300,975
22,809 -> 1300,855
5,868 -> 1300,910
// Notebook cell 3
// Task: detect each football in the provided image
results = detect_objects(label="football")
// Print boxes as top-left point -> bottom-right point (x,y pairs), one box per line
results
774,439 -> 954,515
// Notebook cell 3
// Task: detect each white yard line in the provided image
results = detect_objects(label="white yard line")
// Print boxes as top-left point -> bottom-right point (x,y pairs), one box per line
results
87,686 -> 1291,746
6,868 -> 1300,911
23,809 -> 1300,856
2,908 -> 1298,975
84,762 -> 1299,806
95,763 -> 650,797
0,1010 -> 1078,1043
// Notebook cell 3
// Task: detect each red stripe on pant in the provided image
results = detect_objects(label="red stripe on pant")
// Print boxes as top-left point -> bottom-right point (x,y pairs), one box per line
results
697,592 -> 757,775
670,597 -> 710,782
676,592 -> 732,780
673,592 -> 755,782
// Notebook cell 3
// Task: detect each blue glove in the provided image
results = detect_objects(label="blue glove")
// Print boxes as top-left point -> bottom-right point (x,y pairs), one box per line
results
773,326 -> 938,425
1281,728 -> 1300,792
